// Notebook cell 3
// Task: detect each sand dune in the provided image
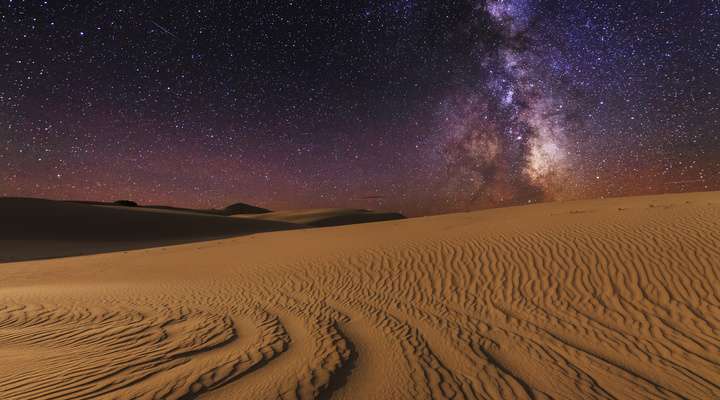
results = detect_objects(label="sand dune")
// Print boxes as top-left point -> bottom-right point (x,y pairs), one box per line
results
234,208 -> 406,227
0,197 -> 296,263
68,199 -> 271,215
1,191 -> 719,399
0,198 -> 404,262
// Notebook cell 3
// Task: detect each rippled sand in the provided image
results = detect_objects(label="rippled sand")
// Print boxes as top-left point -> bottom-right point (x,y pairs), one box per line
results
1,192 -> 719,399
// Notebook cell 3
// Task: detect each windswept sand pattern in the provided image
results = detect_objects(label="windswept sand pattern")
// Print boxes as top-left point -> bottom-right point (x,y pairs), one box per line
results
1,192 -> 719,399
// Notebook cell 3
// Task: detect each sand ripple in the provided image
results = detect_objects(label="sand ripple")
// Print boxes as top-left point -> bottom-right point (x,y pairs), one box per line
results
1,193 -> 719,399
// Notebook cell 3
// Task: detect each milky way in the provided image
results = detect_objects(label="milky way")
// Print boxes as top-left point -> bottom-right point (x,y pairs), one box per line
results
2,1 -> 719,215
438,0 -> 581,207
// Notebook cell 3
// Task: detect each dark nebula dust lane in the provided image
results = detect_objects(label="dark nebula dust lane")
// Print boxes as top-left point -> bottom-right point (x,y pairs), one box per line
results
1,1 -> 719,215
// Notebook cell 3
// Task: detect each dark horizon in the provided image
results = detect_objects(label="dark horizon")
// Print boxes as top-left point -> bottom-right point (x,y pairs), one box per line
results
4,186 -> 719,219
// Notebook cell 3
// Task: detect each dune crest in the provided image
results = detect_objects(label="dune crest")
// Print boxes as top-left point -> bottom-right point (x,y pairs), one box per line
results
1,192 -> 719,399
0,198 -> 404,262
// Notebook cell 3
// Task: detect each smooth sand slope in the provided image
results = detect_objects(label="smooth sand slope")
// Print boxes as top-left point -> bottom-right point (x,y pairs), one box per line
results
234,208 -> 406,227
0,198 -> 404,262
1,191 -> 719,399
0,197 -> 296,262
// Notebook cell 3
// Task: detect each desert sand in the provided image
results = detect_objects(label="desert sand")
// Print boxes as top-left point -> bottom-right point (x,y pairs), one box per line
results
1,191 -> 719,399
0,198 -> 403,262
233,208 -> 405,227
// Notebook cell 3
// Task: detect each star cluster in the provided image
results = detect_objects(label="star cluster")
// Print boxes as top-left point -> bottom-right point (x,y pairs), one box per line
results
2,1 -> 719,215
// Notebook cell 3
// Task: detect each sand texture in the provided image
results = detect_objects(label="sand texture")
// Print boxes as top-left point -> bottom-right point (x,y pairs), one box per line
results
1,191 -> 719,399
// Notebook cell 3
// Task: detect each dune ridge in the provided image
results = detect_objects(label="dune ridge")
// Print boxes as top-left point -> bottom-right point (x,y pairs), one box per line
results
0,198 -> 404,262
233,208 -> 406,227
1,191 -> 719,399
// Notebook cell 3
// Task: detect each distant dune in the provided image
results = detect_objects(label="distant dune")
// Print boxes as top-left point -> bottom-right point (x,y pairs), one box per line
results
234,208 -> 406,227
68,199 -> 271,215
1,192 -> 719,399
0,198 -> 404,262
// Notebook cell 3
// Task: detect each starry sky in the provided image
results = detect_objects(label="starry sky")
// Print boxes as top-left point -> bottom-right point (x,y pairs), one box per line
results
2,1 -> 719,215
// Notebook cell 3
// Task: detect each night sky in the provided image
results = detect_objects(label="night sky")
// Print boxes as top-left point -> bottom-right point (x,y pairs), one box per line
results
2,1 -> 719,215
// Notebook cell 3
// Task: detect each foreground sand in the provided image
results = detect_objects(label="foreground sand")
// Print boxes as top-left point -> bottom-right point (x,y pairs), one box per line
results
1,192 -> 719,399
